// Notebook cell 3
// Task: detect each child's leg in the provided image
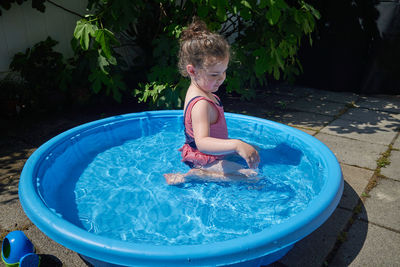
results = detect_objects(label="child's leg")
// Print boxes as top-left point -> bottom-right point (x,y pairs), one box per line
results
164,160 -> 258,185
163,168 -> 224,185
203,160 -> 258,178
163,173 -> 187,185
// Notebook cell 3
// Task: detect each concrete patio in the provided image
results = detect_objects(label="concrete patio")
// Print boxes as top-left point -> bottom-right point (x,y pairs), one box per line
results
1,86 -> 399,266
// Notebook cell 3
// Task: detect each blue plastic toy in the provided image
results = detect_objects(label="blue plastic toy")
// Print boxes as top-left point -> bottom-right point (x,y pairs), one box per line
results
1,231 -> 39,267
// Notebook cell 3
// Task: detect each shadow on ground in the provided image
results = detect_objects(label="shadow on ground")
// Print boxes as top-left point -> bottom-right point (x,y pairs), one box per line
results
0,139 -> 35,203
37,254 -> 63,267
265,181 -> 368,266
324,107 -> 400,135
224,88 -> 400,137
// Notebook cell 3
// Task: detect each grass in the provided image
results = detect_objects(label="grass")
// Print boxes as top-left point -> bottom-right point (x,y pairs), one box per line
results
337,231 -> 348,243
376,149 -> 391,169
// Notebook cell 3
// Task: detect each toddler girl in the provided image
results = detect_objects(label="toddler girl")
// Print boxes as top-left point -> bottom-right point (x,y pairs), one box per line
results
164,19 -> 260,185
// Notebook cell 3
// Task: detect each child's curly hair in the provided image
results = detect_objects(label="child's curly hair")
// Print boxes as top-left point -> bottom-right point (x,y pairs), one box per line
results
178,18 -> 230,77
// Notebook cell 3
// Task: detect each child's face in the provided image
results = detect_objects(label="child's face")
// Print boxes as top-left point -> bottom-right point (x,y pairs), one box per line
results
193,57 -> 229,93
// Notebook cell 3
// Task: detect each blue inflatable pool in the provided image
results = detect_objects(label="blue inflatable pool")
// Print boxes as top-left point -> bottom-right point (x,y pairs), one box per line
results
19,111 -> 343,266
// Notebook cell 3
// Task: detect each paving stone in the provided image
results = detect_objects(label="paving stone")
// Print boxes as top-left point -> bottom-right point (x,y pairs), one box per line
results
265,86 -> 317,98
7,118 -> 81,148
321,108 -> 400,146
357,96 -> 400,114
0,141 -> 34,230
331,220 -> 400,266
322,120 -> 398,146
275,111 -> 333,130
225,94 -> 298,119
340,108 -> 400,135
25,226 -> 87,267
279,208 -> 352,267
225,101 -> 276,119
0,140 -> 35,180
293,126 -> 317,136
307,90 -> 359,104
0,187 -> 31,230
339,164 -> 373,210
340,107 -> 400,124
381,150 -> 400,181
359,178 -> 400,231
290,97 -> 347,116
315,133 -> 387,169
256,92 -> 298,107
393,135 -> 400,149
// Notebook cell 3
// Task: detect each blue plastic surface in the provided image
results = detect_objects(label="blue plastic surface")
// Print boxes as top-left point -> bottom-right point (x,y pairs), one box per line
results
19,111 -> 343,266
20,253 -> 40,267
1,231 -> 34,265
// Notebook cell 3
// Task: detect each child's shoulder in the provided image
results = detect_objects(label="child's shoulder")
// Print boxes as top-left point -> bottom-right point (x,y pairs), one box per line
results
185,94 -> 218,108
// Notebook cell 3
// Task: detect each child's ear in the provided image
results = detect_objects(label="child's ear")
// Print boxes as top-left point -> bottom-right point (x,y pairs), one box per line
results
186,65 -> 196,76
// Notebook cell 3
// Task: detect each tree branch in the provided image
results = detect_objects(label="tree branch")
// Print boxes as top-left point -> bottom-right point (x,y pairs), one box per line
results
46,0 -> 84,18
220,14 -> 239,39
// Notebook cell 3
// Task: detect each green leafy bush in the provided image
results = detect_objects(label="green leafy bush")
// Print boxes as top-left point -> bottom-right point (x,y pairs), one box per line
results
72,15 -> 127,102
0,72 -> 28,116
72,0 -> 320,108
3,0 -> 320,109
9,37 -> 69,111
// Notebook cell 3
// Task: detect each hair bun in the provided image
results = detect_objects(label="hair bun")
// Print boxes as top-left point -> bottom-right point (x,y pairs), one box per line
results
180,18 -> 210,42
178,18 -> 230,77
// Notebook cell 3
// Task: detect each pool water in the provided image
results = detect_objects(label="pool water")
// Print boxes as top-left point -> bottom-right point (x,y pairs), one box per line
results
57,118 -> 326,246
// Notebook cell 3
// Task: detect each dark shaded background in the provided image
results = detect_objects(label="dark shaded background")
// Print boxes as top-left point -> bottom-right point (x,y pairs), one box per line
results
296,0 -> 400,95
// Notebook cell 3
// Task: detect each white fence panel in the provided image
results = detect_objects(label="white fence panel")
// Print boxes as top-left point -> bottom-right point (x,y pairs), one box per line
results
0,0 -> 86,73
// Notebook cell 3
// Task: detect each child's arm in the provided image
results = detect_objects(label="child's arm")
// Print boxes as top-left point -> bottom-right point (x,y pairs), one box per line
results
191,100 -> 260,169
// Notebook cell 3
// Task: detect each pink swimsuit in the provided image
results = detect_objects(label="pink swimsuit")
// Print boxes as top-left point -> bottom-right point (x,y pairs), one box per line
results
179,94 -> 228,168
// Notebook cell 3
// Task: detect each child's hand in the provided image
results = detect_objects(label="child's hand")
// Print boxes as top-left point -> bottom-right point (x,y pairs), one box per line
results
235,140 -> 260,169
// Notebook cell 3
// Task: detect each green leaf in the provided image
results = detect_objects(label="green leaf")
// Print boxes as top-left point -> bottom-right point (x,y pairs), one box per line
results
302,2 -> 321,20
275,0 -> 288,10
266,6 -> 281,25
110,74 -> 126,103
241,0 -> 252,9
168,24 -> 183,39
259,0 -> 268,9
273,66 -> 280,80
74,20 -> 98,50
302,18 -> 311,34
253,48 -> 269,77
293,9 -> 302,25
273,49 -> 284,69
217,6 -> 227,20
226,75 -> 241,93
296,58 -> 304,73
209,0 -> 217,9
240,7 -> 252,20
94,29 -> 118,59
88,71 -> 102,94
216,0 -> 228,20
108,55 -> 117,65
231,4 -> 238,14
97,53 -> 110,74
197,5 -> 208,17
